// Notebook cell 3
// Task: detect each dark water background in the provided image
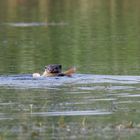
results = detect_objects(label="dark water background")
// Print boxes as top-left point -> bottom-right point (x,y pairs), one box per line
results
0,0 -> 140,139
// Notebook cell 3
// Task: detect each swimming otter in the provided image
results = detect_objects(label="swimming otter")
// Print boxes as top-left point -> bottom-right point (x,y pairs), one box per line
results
33,64 -> 76,78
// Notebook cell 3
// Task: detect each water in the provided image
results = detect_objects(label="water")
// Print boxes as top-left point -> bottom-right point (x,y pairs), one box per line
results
0,0 -> 140,139
0,75 -> 140,139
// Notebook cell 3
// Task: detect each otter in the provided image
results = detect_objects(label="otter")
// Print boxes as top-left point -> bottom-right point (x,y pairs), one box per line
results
33,64 -> 76,78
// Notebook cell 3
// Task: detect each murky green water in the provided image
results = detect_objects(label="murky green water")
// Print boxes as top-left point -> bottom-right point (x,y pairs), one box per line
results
0,0 -> 140,139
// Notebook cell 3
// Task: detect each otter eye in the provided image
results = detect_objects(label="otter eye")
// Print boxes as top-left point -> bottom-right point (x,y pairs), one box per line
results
45,66 -> 47,69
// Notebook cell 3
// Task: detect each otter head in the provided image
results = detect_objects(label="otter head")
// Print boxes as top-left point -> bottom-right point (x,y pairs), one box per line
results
45,64 -> 62,74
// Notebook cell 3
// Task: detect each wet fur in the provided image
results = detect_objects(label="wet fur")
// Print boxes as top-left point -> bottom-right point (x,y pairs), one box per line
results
42,68 -> 76,77
33,65 -> 76,78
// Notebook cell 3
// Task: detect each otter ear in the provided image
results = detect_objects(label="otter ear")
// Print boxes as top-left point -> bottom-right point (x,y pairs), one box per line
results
59,65 -> 62,69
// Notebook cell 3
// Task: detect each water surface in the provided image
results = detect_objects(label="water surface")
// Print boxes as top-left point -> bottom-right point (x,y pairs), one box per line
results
0,74 -> 140,139
0,0 -> 140,139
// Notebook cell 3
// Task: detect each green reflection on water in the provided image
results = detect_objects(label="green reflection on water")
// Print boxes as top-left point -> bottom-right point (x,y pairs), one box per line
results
0,0 -> 140,140
0,0 -> 140,75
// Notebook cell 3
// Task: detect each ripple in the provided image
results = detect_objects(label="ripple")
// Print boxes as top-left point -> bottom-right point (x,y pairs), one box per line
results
120,94 -> 140,97
5,22 -> 68,27
0,74 -> 140,89
0,113 -> 13,120
78,74 -> 140,84
31,110 -> 112,117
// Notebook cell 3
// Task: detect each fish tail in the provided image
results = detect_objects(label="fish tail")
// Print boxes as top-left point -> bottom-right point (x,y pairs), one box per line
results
63,67 -> 76,76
